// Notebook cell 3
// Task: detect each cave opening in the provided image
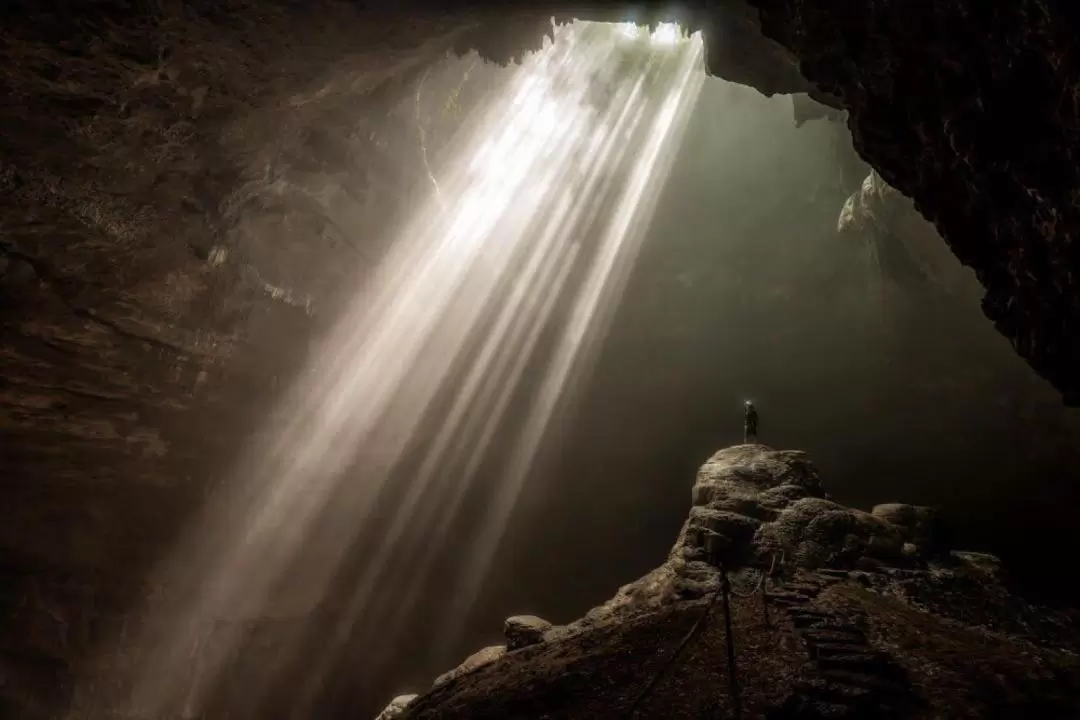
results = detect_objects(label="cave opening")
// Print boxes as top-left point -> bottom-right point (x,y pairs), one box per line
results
4,5 -> 1080,720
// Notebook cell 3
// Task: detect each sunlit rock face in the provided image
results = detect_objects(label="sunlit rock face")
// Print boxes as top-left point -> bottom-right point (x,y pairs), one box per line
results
406,445 -> 1080,719
374,694 -> 419,720
375,693 -> 419,720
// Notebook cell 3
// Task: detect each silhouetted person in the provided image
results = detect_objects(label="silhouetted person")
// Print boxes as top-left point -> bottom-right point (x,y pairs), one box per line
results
743,401 -> 758,444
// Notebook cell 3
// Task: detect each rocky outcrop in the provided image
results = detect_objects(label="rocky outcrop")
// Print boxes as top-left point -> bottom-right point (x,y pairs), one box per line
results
374,694 -> 418,720
433,645 -> 507,689
581,445 -> 916,623
870,503 -> 947,559
504,615 -> 553,651
402,445 -> 1080,718
839,170 -> 987,299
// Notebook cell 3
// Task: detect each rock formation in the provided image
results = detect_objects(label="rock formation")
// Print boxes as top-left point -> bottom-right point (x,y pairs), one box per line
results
838,170 -> 986,299
504,615 -> 554,651
374,693 -> 418,720
396,446 -> 1080,718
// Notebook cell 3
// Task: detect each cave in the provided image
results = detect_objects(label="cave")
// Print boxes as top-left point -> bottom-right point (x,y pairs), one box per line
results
3,2 -> 1080,719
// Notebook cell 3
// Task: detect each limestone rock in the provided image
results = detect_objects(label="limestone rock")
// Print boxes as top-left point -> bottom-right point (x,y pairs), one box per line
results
374,694 -> 417,720
580,444 -> 979,628
504,615 -> 552,651
759,497 -> 907,569
838,170 -> 899,235
433,645 -> 506,689
872,503 -> 949,558
407,445 -> 1080,719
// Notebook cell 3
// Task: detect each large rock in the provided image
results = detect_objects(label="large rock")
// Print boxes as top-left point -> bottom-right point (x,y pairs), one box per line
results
373,694 -> 417,720
872,503 -> 949,558
757,496 -> 906,569
568,444 -> 976,628
838,170 -> 985,299
504,615 -> 552,651
684,446 -> 907,571
432,645 -> 506,689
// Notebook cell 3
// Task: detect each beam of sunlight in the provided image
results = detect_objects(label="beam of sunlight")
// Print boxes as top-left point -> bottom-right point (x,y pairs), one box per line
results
118,20 -> 705,717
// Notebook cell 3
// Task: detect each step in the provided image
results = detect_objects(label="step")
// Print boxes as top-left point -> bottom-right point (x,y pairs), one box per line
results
785,583 -> 824,595
808,701 -> 861,719
796,677 -> 874,705
810,643 -> 876,660
815,651 -> 891,672
789,611 -> 839,629
769,693 -> 860,720
801,628 -> 867,644
788,608 -> 834,618
818,667 -> 908,692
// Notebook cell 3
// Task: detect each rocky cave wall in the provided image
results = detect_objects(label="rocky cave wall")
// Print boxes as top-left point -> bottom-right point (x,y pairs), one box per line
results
3,1 -> 1080,718
1,3 -> 544,717
739,0 -> 1080,405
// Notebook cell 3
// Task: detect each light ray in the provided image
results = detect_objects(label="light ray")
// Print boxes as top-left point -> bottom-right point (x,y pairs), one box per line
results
117,20 -> 706,717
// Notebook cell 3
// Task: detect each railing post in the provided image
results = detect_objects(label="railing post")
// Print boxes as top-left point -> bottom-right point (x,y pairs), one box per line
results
719,567 -> 742,720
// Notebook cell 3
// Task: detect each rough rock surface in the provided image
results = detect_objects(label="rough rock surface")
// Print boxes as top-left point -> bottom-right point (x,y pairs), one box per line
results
0,5 -> 548,718
837,170 -> 992,313
402,445 -> 1080,718
504,615 -> 553,651
374,693 -> 419,720
433,645 -> 507,689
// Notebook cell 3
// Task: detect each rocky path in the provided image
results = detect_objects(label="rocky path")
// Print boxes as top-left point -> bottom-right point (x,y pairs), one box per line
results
766,571 -> 917,719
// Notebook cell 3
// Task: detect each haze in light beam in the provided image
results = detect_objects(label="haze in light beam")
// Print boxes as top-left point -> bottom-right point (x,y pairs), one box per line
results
121,20 -> 705,717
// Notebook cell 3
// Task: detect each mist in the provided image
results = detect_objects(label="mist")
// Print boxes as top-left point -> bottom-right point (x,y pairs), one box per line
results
234,62 -> 1076,720
253,66 -> 1066,716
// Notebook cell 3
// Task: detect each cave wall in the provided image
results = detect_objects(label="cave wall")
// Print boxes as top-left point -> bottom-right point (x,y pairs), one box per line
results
463,0 -> 1080,405
738,0 -> 1080,404
1,3 -> 527,717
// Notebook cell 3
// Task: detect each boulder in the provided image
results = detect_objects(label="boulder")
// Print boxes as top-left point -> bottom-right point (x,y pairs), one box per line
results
872,503 -> 949,558
504,615 -> 552,651
374,694 -> 417,720
757,498 -> 906,570
433,645 -> 506,688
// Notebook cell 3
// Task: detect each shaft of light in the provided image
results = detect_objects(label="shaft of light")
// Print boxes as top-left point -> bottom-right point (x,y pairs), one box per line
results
119,21 -> 706,718
439,30 -> 707,653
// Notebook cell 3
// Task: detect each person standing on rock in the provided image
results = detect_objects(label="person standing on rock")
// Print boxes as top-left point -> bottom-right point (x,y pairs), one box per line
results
743,401 -> 759,444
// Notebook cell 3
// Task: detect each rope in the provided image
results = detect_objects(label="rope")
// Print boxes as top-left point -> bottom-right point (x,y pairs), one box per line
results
728,568 -> 765,598
624,584 -> 723,718
727,548 -> 785,598
624,551 -> 786,718
720,571 -> 742,720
